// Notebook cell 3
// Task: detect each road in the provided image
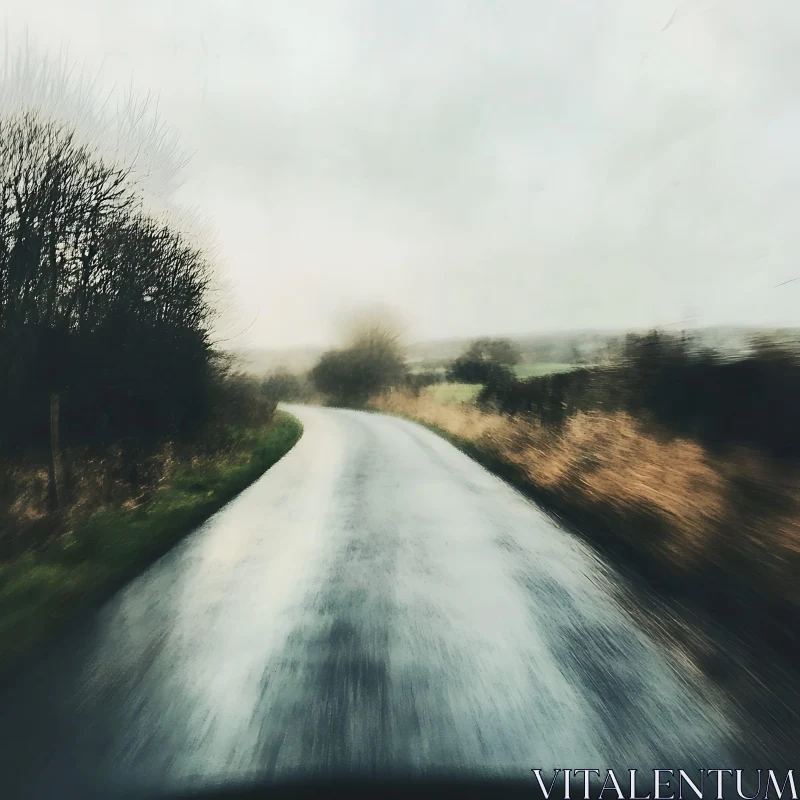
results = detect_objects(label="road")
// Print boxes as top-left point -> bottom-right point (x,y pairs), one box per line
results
0,406 -> 750,797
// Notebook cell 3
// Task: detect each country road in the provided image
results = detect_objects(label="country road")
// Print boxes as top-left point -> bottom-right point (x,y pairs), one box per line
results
0,405 -> 754,797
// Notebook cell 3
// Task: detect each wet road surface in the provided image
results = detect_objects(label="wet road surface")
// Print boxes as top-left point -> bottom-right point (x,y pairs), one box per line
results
0,406 -> 749,797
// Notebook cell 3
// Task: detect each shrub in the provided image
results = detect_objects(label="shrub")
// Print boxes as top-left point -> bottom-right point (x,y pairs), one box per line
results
406,370 -> 444,395
310,323 -> 407,406
477,331 -> 800,459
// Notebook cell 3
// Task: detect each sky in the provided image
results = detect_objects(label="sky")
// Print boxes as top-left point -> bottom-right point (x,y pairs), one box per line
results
2,0 -> 799,348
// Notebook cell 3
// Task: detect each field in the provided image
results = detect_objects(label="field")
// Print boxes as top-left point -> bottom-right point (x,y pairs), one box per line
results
423,383 -> 482,404
513,362 -> 580,379
420,364 -> 582,406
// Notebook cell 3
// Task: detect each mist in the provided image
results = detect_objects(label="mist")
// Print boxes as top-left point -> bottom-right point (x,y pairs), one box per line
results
5,0 -> 800,348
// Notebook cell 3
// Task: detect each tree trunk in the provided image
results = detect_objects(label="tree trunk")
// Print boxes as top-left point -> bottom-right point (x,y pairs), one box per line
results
49,391 -> 64,510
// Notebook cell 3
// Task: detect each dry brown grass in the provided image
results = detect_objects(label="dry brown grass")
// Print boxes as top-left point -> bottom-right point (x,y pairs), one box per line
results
0,422 -> 266,561
374,391 -> 800,632
0,444 -> 176,559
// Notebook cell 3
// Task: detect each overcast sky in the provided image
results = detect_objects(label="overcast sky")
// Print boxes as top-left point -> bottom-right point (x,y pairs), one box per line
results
3,0 -> 800,348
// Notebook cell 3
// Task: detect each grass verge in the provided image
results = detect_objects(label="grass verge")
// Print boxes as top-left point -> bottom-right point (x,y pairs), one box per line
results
0,411 -> 302,679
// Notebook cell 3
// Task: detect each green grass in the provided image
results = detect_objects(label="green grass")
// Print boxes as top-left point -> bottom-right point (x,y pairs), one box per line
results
0,412 -> 302,678
513,362 -> 580,379
424,383 -> 483,404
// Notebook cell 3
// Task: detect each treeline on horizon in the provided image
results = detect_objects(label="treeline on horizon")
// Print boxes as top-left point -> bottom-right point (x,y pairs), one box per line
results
278,324 -> 800,462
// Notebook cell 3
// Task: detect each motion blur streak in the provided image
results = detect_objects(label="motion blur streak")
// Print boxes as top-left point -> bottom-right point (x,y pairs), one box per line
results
0,406 -> 742,798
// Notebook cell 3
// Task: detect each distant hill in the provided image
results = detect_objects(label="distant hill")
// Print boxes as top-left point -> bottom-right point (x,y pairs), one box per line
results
231,326 -> 800,377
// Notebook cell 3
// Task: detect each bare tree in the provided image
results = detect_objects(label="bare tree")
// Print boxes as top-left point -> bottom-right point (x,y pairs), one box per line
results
0,36 -> 226,513
0,111 -> 212,507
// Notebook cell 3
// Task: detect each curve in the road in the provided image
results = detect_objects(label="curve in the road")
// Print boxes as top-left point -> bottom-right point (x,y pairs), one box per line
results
0,405 -> 744,798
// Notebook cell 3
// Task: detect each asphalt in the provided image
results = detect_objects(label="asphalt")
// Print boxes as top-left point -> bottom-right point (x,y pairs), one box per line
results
0,406 -> 755,798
